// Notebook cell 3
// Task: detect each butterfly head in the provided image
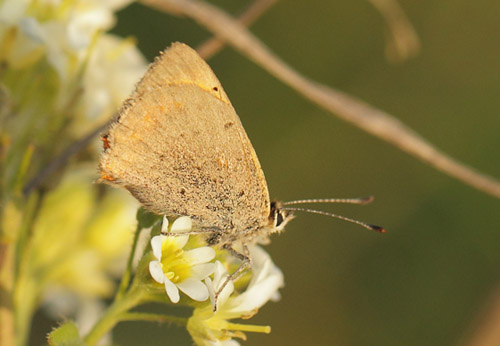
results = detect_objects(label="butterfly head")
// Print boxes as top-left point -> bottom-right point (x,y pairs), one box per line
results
269,201 -> 295,233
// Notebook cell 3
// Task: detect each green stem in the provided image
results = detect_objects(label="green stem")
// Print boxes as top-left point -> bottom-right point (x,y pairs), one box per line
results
13,272 -> 38,346
12,193 -> 42,346
12,145 -> 34,193
0,241 -> 15,346
120,312 -> 187,327
84,285 -> 145,346
115,223 -> 143,302
14,192 -> 41,280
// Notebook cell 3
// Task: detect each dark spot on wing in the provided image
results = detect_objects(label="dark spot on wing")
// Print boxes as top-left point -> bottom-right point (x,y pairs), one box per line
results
101,134 -> 111,150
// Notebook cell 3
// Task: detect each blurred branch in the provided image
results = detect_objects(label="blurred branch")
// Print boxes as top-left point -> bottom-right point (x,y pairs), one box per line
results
197,0 -> 278,59
22,120 -> 111,196
140,0 -> 500,200
459,286 -> 500,346
368,0 -> 420,62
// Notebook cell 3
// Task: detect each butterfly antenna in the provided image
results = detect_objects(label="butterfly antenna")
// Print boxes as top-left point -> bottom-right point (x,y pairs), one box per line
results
281,207 -> 386,233
282,196 -> 374,206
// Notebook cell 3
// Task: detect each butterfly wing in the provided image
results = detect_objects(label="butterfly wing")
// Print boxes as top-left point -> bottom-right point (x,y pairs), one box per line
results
99,43 -> 270,235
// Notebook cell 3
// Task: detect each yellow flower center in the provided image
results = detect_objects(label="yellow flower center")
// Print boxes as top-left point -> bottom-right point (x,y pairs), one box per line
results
159,238 -> 192,283
187,305 -> 271,344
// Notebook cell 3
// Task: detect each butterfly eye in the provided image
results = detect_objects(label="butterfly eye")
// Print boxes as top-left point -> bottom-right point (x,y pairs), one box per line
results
269,201 -> 290,231
269,201 -> 278,218
275,209 -> 284,228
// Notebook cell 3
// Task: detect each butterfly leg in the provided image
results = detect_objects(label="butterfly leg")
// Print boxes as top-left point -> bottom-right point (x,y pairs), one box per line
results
160,219 -> 221,237
161,230 -> 219,236
213,243 -> 251,312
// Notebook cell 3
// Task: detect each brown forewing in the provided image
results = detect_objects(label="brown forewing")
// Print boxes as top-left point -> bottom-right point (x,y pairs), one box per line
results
99,43 -> 270,239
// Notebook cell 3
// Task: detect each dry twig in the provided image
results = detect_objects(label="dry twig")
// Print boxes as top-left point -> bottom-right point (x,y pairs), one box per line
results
197,0 -> 278,59
458,286 -> 500,346
368,0 -> 420,62
140,0 -> 500,199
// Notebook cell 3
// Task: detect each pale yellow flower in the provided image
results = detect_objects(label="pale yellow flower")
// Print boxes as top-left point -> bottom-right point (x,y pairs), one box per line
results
187,247 -> 284,345
0,0 -> 133,76
30,168 -> 136,299
74,33 -> 147,131
149,216 -> 216,303
0,0 -> 145,129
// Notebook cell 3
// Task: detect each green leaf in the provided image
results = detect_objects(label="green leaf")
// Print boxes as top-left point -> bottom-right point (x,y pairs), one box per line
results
47,321 -> 86,346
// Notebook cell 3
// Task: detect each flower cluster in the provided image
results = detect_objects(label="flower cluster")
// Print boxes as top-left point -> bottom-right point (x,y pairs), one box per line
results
0,1 -> 147,345
1,2 -> 286,345
149,216 -> 216,303
0,0 -> 145,110
0,0 -> 147,183
148,217 -> 284,345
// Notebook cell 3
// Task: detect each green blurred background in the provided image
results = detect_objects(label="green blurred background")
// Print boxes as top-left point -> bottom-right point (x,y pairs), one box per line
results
33,0 -> 500,345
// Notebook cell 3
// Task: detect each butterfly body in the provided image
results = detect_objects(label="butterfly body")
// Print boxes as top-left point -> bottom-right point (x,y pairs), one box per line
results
99,43 -> 291,246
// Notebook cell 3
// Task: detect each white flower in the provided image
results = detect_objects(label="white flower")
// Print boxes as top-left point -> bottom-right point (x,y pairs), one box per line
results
211,246 -> 284,314
187,246 -> 284,345
149,216 -> 216,303
76,33 -> 147,125
0,0 -> 133,76
0,0 -> 147,137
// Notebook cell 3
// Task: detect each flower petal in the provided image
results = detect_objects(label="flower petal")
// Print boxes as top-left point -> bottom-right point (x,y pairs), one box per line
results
205,277 -> 216,308
177,278 -> 209,301
150,235 -> 164,260
228,267 -> 283,313
161,233 -> 189,249
213,261 -> 228,287
249,245 -> 271,269
184,246 -> 216,265
217,275 -> 234,307
164,277 -> 180,303
191,263 -> 216,280
206,261 -> 234,308
171,216 -> 192,233
251,258 -> 272,285
149,260 -> 164,284
173,234 -> 190,249
161,215 -> 169,233
19,17 -> 44,43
